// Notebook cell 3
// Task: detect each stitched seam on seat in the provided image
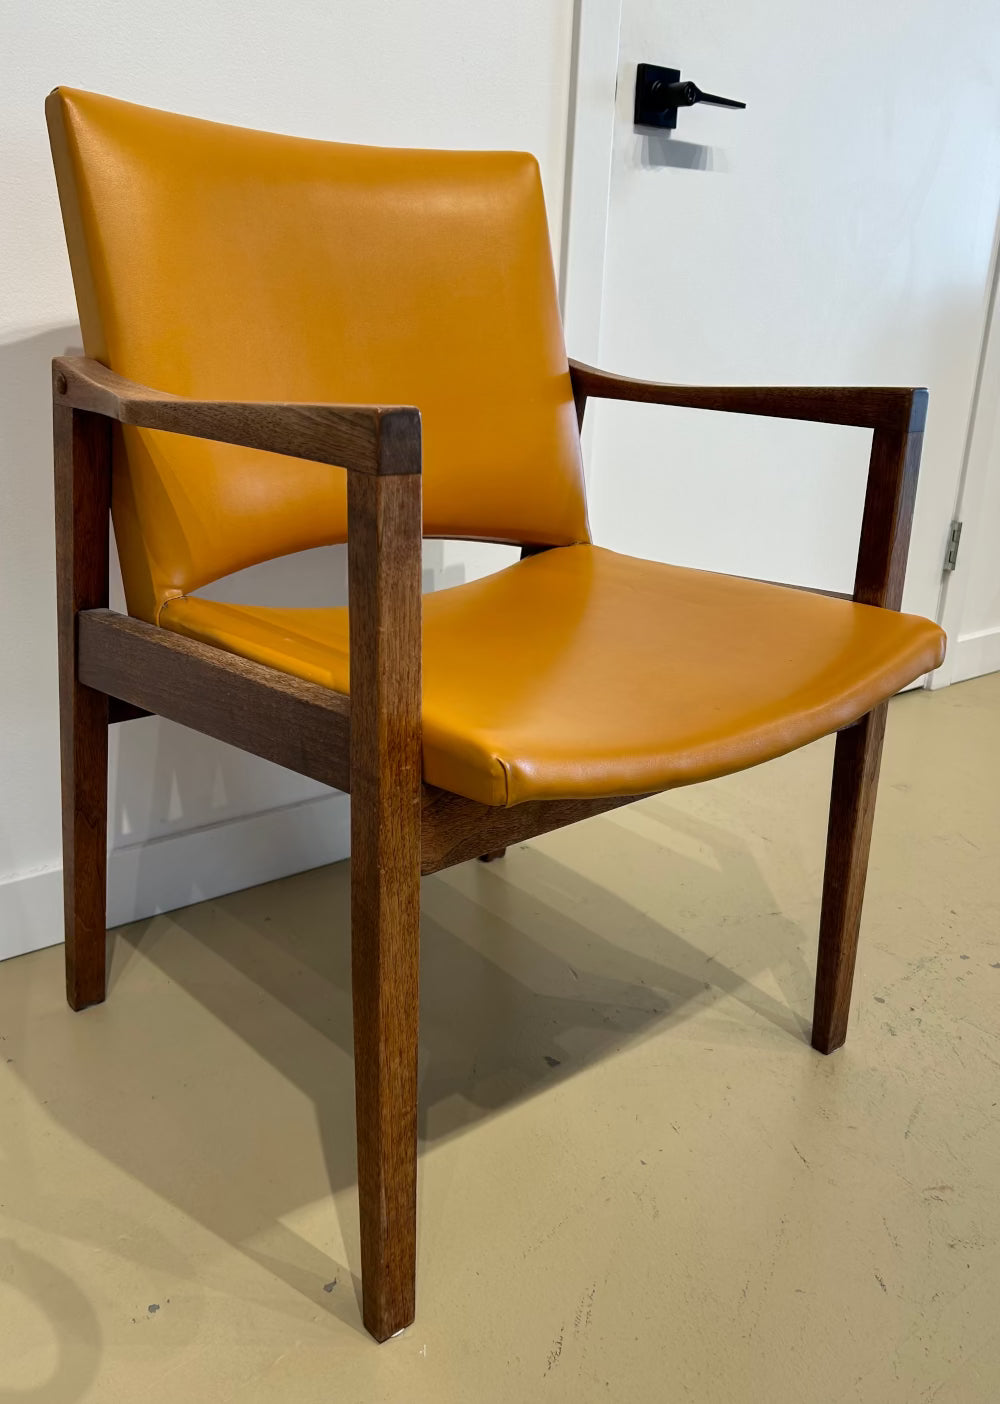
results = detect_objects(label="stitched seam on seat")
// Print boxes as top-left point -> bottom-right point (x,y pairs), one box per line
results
496,756 -> 512,807
155,589 -> 184,626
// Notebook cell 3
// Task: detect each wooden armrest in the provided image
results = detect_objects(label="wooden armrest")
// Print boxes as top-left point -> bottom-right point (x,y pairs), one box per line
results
569,359 -> 928,612
568,360 -> 927,434
54,356 -> 423,828
53,355 -> 421,476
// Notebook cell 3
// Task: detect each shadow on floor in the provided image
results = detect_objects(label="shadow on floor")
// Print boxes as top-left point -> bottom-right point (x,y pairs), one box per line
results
7,797 -> 816,1340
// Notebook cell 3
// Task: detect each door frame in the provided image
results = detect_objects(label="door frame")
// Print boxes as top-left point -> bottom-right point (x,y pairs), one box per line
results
931,219 -> 1000,688
559,0 -> 623,369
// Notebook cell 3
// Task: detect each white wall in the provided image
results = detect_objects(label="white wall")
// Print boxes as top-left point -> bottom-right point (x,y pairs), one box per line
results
582,0 -> 1000,629
0,0 -> 576,959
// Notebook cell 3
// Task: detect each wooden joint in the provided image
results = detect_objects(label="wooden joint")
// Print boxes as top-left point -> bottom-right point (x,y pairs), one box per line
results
420,786 -> 650,876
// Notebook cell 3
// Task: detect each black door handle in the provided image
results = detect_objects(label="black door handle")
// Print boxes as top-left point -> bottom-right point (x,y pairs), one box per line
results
654,80 -> 746,110
635,64 -> 746,130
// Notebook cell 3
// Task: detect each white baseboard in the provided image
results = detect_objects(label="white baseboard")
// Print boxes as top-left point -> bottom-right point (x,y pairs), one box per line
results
0,791 -> 350,964
0,865 -> 63,964
950,625 -> 1000,684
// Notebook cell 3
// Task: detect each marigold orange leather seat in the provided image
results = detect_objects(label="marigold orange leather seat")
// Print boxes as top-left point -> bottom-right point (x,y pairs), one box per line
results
161,546 -> 942,807
47,86 -> 945,1344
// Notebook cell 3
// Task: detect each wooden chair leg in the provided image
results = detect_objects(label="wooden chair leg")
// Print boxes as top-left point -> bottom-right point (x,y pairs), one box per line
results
812,703 -> 888,1054
59,668 -> 109,1010
351,816 -> 420,1341
54,399 -> 110,1011
477,848 -> 507,862
347,469 -> 422,1342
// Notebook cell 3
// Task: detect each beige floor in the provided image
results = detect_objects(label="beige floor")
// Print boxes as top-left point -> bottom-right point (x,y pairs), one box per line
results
1,674 -> 998,1403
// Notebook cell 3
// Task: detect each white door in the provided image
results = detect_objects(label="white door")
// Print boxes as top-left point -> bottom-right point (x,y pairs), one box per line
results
563,0 -> 1000,631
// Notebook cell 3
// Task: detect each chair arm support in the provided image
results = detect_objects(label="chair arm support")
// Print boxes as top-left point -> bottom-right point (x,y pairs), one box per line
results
52,356 -> 424,786
52,355 -> 421,477
568,360 -> 927,434
568,360 -> 928,612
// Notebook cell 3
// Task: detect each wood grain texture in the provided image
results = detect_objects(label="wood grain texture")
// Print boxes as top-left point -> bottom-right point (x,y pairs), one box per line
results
347,465 -> 423,1343
53,356 -> 420,476
77,611 -> 351,791
569,359 -> 928,433
54,403 -> 110,1011
421,788 -> 650,876
811,409 -> 922,1049
812,704 -> 888,1054
854,415 -> 926,608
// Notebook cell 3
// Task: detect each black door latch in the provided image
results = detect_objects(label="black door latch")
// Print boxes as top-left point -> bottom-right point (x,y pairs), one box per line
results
634,63 -> 746,130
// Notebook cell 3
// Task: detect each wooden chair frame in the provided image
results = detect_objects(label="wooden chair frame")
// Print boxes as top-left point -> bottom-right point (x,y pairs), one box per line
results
53,353 -> 927,1341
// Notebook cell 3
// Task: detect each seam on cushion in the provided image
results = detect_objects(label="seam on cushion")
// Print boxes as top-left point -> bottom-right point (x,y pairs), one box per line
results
155,589 -> 184,626
496,756 -> 512,807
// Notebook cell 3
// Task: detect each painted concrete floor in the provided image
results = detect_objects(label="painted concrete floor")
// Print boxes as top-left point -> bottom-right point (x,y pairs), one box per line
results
0,672 -> 997,1403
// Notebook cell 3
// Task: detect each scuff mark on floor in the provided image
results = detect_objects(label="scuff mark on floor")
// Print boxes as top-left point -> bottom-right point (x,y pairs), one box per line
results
574,1283 -> 596,1337
905,1099 -> 924,1140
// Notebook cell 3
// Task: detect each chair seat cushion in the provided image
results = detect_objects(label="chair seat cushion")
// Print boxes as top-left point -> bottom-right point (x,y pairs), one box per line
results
159,544 -> 945,807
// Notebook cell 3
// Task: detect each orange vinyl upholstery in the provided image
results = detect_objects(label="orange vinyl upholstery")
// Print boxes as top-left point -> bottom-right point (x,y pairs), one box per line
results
46,88 -> 589,624
48,90 -> 946,809
160,547 -> 946,807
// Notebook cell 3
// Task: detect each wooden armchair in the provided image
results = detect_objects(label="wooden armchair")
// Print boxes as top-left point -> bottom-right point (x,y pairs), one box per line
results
47,87 -> 945,1342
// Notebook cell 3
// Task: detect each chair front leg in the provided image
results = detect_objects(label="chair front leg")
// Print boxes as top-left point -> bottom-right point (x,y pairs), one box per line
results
347,469 -> 422,1342
812,703 -> 888,1053
54,398 -> 111,1011
351,779 -> 421,1340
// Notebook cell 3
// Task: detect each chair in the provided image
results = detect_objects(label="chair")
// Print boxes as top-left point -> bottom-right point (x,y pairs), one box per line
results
46,87 -> 945,1341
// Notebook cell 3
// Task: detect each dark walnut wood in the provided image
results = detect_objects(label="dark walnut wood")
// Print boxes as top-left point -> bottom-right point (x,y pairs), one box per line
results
77,610 -> 351,792
570,359 -> 926,613
55,402 -> 111,1011
569,359 -> 928,434
570,358 -> 928,1059
854,422 -> 925,609
421,788 -> 651,876
53,356 -> 420,477
812,704 -> 889,1053
55,354 -> 424,1343
347,464 -> 424,1343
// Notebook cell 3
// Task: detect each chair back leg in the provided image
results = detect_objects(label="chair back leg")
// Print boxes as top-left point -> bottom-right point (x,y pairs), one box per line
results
54,400 -> 110,1011
812,702 -> 888,1053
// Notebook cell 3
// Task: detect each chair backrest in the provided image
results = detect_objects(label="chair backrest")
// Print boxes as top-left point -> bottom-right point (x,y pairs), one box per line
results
47,88 -> 589,622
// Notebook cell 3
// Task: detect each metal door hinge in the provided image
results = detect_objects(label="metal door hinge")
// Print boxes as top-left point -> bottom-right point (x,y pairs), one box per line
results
943,519 -> 963,572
